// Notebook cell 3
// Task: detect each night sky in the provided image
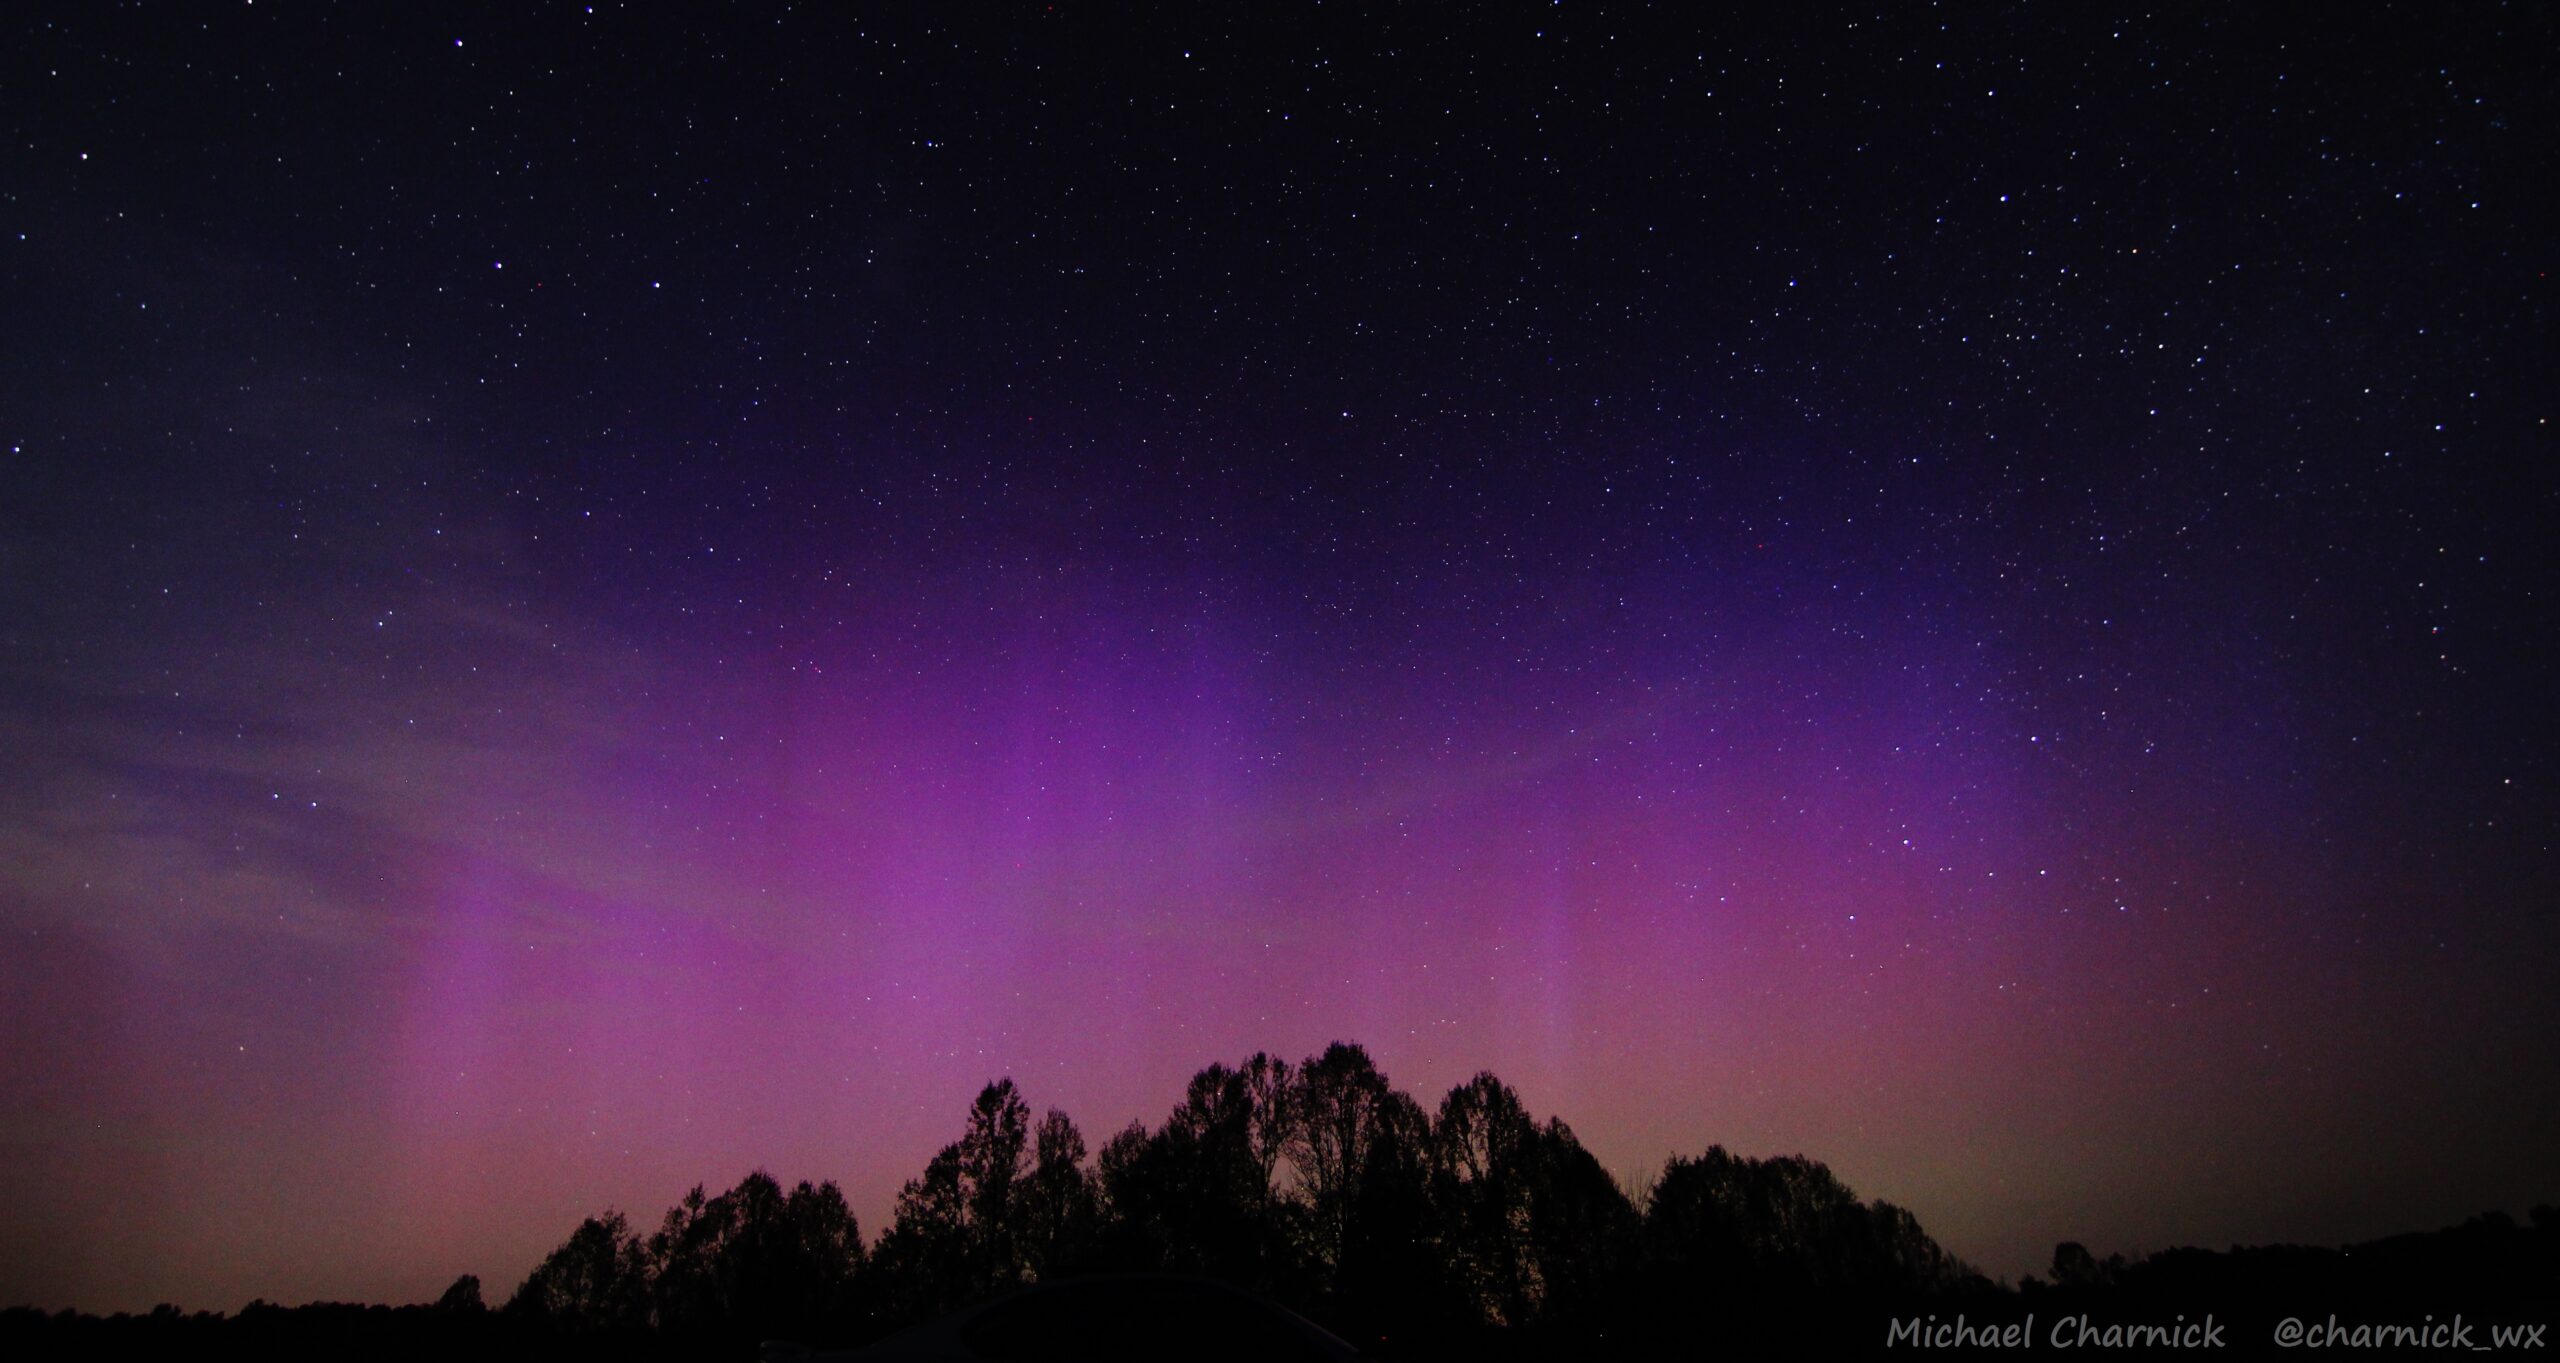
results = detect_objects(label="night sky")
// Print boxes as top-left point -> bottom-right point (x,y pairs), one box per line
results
3,2 -> 2553,1315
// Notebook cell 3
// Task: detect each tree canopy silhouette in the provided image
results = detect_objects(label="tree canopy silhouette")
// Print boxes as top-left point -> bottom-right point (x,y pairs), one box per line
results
16,1058 -> 2555,1363
488,1041 -> 2014,1354
16,1048 -> 2557,1363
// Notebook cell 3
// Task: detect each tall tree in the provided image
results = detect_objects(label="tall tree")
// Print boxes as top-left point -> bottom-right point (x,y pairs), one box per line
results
1288,1042 -> 1397,1277
1154,1062 -> 1305,1286
1520,1117 -> 1639,1325
1429,1072 -> 1541,1324
1017,1107 -> 1100,1279
873,1079 -> 1036,1320
958,1079 -> 1032,1251
643,1172 -> 865,1338
507,1211 -> 648,1331
1094,1117 -> 1170,1270
1286,1041 -> 1456,1342
777,1177 -> 868,1334
1240,1051 -> 1299,1197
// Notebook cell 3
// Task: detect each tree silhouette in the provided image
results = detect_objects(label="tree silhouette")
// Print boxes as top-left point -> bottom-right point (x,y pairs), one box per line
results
433,1273 -> 485,1313
1017,1107 -> 1101,1279
1287,1042 -> 1400,1282
957,1079 -> 1032,1262
646,1183 -> 727,1331
34,1039 -> 2551,1363
2049,1239 -> 2125,1289
1428,1072 -> 1542,1324
871,1078 -> 1033,1319
1266,1044 -> 1454,1340
1145,1061 -> 1305,1288
777,1178 -> 868,1325
1094,1116 -> 1172,1270
1518,1117 -> 1640,1325
1639,1146 -> 1971,1302
505,1210 -> 648,1331
543,1172 -> 864,1341
1241,1051 -> 1299,1197
484,1042 -> 2008,1356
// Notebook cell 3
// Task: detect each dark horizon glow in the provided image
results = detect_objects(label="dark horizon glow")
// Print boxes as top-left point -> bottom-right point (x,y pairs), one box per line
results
3,2 -> 2553,1315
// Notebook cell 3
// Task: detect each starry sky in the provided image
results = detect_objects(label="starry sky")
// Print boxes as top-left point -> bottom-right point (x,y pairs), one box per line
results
2,1 -> 2553,1315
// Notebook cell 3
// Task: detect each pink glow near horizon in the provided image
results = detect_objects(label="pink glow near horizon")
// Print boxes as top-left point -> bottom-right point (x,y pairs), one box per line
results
6,570 -> 2546,1314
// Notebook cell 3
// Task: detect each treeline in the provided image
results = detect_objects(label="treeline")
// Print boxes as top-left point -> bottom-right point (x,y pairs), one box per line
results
16,1041 -> 2548,1360
14,1211 -> 2555,1363
2027,1207 -> 2560,1329
494,1041 -> 1980,1355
